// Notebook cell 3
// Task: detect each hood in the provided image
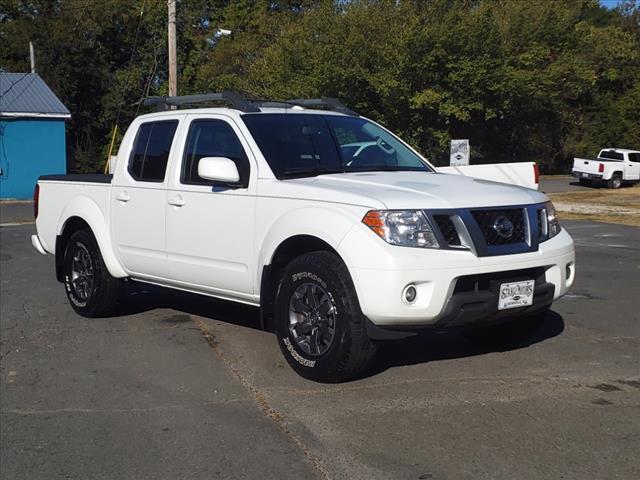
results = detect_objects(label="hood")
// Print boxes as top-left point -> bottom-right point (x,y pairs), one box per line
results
261,171 -> 547,210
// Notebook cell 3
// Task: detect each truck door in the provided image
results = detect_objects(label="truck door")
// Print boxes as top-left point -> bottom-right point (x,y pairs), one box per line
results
626,153 -> 640,180
164,115 -> 256,296
111,119 -> 179,279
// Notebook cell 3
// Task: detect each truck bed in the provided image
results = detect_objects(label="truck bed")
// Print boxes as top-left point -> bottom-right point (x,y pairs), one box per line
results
35,174 -> 113,257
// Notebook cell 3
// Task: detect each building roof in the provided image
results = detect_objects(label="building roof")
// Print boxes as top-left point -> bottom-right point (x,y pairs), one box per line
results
0,72 -> 71,119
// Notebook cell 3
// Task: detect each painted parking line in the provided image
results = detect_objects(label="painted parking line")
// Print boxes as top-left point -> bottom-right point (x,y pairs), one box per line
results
0,222 -> 35,227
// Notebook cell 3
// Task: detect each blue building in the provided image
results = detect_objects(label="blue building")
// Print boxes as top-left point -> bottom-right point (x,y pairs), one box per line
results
0,72 -> 70,200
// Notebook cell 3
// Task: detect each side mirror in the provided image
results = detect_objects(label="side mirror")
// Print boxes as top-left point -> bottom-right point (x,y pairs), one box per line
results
197,157 -> 240,184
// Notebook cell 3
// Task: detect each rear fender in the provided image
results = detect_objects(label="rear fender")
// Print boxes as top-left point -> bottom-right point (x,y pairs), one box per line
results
57,196 -> 127,278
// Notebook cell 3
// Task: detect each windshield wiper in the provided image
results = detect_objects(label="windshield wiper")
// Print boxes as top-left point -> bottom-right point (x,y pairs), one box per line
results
280,168 -> 345,179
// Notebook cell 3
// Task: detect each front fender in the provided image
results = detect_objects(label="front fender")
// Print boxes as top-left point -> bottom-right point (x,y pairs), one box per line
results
57,196 -> 127,278
255,205 -> 363,293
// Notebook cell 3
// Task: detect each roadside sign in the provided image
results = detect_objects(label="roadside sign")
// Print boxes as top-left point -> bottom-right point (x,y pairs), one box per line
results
450,139 -> 470,166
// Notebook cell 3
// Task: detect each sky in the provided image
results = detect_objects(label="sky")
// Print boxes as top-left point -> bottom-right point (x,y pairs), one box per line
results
599,0 -> 637,9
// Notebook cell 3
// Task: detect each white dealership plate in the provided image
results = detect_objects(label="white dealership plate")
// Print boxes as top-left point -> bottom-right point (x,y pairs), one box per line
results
582,172 -> 588,178
498,280 -> 535,310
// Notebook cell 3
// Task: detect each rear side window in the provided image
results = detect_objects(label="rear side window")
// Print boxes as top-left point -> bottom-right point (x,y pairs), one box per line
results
181,119 -> 249,186
128,120 -> 178,182
599,150 -> 623,161
629,153 -> 640,163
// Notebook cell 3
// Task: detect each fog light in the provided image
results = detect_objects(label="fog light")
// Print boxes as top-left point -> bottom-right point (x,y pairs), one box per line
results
566,263 -> 573,280
403,285 -> 417,304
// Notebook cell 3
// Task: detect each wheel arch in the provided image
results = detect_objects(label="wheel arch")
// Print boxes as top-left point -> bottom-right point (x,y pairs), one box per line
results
55,198 -> 127,281
259,234 -> 346,332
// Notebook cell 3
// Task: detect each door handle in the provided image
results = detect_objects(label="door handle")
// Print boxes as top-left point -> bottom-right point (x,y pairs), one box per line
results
168,196 -> 186,207
115,192 -> 130,203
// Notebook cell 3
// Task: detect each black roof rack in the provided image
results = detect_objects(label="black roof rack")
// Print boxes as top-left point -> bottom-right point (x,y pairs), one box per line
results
142,91 -> 357,115
143,91 -> 260,112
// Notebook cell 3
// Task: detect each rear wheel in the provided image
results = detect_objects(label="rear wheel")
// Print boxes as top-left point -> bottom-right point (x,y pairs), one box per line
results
607,174 -> 622,189
462,311 -> 547,349
63,230 -> 121,317
274,251 -> 377,382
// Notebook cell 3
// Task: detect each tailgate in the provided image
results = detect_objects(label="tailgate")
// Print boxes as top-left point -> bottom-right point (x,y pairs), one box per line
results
572,158 -> 600,174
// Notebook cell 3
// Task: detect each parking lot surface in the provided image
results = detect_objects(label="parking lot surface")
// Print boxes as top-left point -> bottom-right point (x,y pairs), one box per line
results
539,176 -> 590,194
1,221 -> 639,480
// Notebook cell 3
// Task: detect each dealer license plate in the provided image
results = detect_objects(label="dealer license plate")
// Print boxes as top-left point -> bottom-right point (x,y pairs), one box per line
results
498,280 -> 535,310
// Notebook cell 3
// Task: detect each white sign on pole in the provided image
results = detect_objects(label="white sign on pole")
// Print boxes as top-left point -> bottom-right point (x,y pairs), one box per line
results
450,139 -> 470,166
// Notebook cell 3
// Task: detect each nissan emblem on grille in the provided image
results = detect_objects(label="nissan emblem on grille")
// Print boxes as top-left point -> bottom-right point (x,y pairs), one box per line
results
492,215 -> 514,239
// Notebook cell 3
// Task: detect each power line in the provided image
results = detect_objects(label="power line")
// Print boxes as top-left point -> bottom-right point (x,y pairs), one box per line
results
53,0 -> 123,13
225,26 -> 640,69
114,0 -> 147,130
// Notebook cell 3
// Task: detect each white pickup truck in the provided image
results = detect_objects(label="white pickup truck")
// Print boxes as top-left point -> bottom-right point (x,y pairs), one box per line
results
32,93 -> 575,382
572,148 -> 640,188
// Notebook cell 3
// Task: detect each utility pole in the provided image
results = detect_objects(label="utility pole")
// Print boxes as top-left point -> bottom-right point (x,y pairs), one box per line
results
167,0 -> 177,99
29,42 -> 36,73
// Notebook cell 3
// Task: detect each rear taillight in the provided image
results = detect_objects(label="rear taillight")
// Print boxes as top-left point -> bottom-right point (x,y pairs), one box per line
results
533,163 -> 540,184
598,163 -> 604,173
33,184 -> 39,219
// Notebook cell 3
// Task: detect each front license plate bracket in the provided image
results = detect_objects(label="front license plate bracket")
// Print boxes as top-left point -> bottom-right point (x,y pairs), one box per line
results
498,280 -> 535,310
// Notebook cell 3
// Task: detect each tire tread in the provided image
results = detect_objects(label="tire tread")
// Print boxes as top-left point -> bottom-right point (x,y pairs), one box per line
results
276,250 -> 377,382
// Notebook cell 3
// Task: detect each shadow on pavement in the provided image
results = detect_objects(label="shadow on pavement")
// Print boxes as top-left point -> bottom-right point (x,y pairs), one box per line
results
116,281 -> 565,379
368,310 -> 565,377
119,282 -> 261,330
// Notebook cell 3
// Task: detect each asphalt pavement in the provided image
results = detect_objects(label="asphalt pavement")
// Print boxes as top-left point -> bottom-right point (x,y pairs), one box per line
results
539,176 -> 591,193
1,220 -> 639,480
0,202 -> 33,226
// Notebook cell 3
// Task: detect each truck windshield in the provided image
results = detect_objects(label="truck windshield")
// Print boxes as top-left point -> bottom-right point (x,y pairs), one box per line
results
599,150 -> 624,161
241,113 -> 432,178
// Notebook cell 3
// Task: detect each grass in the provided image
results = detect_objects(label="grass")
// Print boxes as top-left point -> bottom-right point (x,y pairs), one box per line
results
548,186 -> 640,227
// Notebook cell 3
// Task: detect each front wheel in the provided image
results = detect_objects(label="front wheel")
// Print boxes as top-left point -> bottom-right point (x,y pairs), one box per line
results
63,230 -> 122,317
274,251 -> 377,382
462,311 -> 547,349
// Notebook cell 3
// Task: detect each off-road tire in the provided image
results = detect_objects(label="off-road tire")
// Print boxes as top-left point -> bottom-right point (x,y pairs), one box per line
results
274,251 -> 377,382
462,310 -> 547,349
607,174 -> 622,189
63,230 -> 121,317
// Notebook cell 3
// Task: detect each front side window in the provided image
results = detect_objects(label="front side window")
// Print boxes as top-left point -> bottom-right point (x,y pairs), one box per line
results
128,120 -> 178,182
181,119 -> 249,186
241,113 -> 431,178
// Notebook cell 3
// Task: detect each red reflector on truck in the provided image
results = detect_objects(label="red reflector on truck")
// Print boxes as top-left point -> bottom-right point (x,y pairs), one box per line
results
533,163 -> 540,184
33,184 -> 39,219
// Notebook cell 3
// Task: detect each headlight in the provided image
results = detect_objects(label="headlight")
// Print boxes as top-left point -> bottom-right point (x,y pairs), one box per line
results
541,201 -> 561,240
362,210 -> 439,248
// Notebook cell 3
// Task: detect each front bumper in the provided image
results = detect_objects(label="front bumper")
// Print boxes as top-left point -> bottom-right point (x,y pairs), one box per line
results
341,227 -> 575,327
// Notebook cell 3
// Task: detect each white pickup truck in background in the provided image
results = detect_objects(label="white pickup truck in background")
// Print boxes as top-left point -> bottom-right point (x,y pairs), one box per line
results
31,93 -> 575,382
572,148 -> 640,189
